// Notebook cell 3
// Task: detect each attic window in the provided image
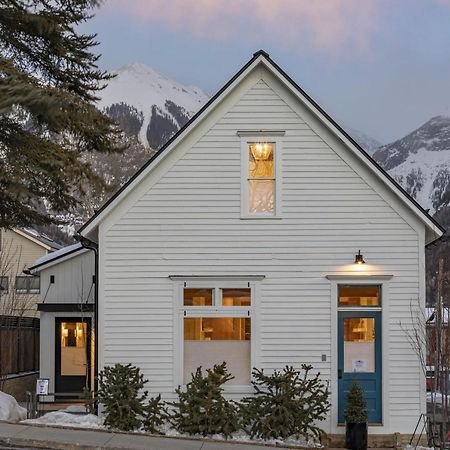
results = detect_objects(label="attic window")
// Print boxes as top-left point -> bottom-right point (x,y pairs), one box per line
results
248,142 -> 275,213
241,136 -> 282,217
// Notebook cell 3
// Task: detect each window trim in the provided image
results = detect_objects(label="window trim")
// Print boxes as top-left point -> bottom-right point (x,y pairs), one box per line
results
240,135 -> 282,219
173,278 -> 260,393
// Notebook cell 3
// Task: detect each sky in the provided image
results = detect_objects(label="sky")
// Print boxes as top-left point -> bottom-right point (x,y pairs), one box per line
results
82,0 -> 450,143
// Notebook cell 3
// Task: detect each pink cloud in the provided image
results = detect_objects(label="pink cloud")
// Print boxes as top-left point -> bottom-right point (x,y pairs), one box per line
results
104,0 -> 380,56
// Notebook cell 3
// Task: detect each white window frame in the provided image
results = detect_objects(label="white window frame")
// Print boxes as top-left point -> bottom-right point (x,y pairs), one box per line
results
172,276 -> 262,394
240,133 -> 283,219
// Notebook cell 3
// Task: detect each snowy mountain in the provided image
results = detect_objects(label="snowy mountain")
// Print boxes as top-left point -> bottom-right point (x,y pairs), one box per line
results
347,128 -> 382,156
98,63 -> 209,149
373,114 -> 450,214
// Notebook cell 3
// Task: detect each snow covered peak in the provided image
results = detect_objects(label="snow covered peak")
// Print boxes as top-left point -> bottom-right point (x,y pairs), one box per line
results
98,62 -> 209,148
98,62 -> 208,115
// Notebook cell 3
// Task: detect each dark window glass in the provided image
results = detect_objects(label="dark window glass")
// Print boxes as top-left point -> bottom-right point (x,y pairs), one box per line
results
15,276 -> 40,294
0,277 -> 8,293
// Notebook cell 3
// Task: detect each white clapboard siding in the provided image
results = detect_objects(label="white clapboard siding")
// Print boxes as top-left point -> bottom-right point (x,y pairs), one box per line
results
100,74 -> 424,434
39,251 -> 94,304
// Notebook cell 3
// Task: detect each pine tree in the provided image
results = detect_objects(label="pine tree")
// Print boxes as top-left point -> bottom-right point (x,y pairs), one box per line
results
344,380 -> 368,424
170,362 -> 239,438
240,364 -> 330,441
142,394 -> 169,435
0,0 -> 124,229
98,363 -> 148,431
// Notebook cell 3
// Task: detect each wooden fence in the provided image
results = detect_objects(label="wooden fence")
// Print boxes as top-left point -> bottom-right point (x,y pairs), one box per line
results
0,316 -> 39,375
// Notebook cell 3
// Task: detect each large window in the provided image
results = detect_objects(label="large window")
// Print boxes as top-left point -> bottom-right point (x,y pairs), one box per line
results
241,136 -> 282,217
15,276 -> 40,294
181,285 -> 253,386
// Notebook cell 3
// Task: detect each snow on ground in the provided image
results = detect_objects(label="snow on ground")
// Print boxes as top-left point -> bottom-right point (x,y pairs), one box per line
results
0,391 -> 27,422
23,410 -> 104,429
21,409 -> 320,447
404,445 -> 434,450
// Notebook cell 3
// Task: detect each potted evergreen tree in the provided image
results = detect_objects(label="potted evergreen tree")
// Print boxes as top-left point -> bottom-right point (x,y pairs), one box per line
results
344,381 -> 368,450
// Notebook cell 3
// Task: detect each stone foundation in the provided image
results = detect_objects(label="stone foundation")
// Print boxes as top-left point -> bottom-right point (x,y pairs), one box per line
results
2,371 -> 38,402
326,432 -> 428,449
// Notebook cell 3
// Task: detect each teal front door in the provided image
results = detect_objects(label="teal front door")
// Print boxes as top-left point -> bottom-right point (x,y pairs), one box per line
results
338,311 -> 382,424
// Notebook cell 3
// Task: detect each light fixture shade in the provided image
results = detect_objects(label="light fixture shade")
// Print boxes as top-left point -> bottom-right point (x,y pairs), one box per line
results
251,142 -> 272,161
355,250 -> 365,265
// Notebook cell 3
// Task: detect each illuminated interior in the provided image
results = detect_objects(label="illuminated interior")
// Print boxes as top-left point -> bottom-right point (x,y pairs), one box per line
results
248,142 -> 275,213
60,322 -> 87,377
183,317 -> 251,384
184,317 -> 250,341
344,317 -> 375,373
339,286 -> 380,306
183,288 -> 213,306
222,288 -> 251,306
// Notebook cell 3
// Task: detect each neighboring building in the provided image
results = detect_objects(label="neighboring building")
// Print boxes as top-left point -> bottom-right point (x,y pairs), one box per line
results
29,244 -> 94,395
30,51 -> 444,437
0,228 -> 61,318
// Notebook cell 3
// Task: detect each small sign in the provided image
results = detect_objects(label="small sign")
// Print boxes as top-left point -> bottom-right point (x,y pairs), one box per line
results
36,378 -> 49,395
352,359 -> 367,372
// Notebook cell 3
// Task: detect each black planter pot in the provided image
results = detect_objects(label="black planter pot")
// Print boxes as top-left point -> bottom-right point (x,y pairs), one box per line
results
345,422 -> 368,450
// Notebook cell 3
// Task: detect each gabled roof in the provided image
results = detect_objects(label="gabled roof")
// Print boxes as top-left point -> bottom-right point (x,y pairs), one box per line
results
14,228 -> 62,251
78,50 -> 444,243
28,243 -> 85,273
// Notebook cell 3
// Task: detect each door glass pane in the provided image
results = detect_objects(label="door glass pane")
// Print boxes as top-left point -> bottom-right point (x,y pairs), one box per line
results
184,317 -> 250,384
344,318 -> 375,373
61,322 -> 87,376
222,288 -> 251,306
339,286 -> 380,307
183,288 -> 213,306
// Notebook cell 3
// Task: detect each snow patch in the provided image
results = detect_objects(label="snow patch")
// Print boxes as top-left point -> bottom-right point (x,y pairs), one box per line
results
23,411 -> 104,429
21,409 -> 320,447
0,391 -> 27,422
30,242 -> 83,269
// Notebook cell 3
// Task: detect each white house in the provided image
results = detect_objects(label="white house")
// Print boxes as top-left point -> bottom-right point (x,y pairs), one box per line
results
30,51 -> 444,437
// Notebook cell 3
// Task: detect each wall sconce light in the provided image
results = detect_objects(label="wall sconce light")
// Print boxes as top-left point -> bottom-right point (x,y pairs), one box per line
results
354,250 -> 365,265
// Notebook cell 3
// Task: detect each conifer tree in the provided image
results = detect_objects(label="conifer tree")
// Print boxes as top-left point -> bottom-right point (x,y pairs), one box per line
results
0,0 -> 123,229
142,394 -> 168,435
240,364 -> 330,440
98,363 -> 148,431
170,362 -> 239,438
344,380 -> 368,424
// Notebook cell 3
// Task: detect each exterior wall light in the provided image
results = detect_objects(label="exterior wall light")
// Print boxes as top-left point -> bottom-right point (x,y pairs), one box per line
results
354,250 -> 365,265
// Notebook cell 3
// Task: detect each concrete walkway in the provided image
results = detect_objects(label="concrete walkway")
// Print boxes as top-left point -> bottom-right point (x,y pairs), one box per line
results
0,421 -> 311,450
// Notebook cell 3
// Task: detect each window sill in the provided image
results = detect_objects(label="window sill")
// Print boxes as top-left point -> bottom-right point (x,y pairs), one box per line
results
240,215 -> 283,220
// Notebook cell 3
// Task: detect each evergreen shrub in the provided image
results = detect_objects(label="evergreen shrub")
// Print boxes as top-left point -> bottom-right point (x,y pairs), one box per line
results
170,362 -> 239,437
98,363 -> 148,431
240,364 -> 330,440
344,380 -> 368,424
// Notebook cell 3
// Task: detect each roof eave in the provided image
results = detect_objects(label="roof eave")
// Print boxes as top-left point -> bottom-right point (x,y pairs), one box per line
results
78,50 -> 445,242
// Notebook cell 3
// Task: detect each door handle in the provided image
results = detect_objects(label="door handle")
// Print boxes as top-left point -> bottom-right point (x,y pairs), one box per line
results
338,369 -> 343,379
